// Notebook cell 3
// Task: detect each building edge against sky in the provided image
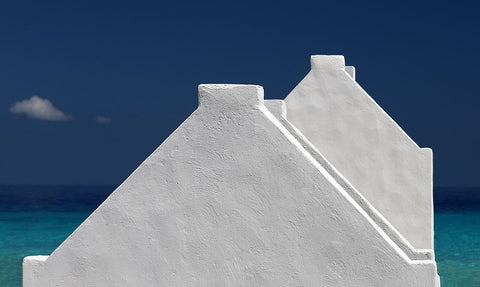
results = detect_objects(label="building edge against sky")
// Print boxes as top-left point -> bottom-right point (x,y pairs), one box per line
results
285,55 -> 434,251
23,57 -> 440,286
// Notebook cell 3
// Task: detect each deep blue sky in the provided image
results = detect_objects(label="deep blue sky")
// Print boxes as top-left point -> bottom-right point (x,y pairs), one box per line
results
0,0 -> 478,186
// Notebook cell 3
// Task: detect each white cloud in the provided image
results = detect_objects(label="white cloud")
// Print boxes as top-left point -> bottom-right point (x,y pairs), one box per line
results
95,115 -> 111,124
9,95 -> 73,121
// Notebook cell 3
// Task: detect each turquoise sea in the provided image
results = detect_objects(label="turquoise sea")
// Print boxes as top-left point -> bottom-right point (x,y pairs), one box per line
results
0,185 -> 479,286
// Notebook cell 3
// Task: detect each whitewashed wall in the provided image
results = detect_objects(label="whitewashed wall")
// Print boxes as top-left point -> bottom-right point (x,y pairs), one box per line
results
24,85 -> 438,286
285,56 -> 433,250
265,100 -> 434,261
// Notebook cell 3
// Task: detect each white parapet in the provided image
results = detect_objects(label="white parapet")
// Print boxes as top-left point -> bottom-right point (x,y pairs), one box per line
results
285,55 -> 434,250
23,256 -> 48,287
345,65 -> 356,80
24,84 -> 438,286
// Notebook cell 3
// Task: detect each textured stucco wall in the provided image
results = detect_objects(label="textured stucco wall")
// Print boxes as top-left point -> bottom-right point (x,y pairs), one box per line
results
24,85 -> 437,286
265,100 -> 434,261
284,55 -> 433,250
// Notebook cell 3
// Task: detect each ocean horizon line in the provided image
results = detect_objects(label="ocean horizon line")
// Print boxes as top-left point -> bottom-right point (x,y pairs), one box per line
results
0,183 -> 479,190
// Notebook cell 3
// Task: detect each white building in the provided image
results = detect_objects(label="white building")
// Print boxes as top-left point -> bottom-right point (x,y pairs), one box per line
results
24,56 -> 440,286
285,56 -> 433,251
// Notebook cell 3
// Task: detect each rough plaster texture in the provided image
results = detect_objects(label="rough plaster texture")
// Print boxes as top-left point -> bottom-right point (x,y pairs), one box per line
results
24,85 -> 438,286
285,56 -> 433,250
265,100 -> 433,261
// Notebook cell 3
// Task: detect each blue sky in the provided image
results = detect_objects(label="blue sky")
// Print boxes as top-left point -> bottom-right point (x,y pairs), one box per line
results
0,0 -> 479,186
